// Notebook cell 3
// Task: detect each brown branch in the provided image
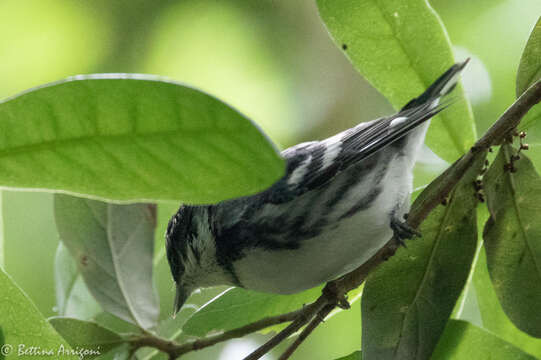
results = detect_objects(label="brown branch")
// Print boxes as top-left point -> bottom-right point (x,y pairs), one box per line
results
124,79 -> 541,360
126,306 -> 310,358
477,80 -> 541,148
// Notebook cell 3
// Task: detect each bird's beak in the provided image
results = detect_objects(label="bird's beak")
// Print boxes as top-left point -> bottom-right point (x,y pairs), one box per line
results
173,283 -> 189,318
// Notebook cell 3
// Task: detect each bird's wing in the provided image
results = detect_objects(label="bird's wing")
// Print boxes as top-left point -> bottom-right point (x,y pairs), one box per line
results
275,60 -> 468,199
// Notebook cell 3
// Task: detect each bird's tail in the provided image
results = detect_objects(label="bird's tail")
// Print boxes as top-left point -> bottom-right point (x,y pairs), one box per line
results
401,58 -> 469,112
344,59 -> 469,161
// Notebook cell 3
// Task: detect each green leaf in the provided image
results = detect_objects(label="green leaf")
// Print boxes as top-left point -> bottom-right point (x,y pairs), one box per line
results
432,320 -> 537,360
182,284 -> 363,337
54,195 -> 159,329
135,319 -> 188,360
517,17 -> 541,97
94,344 -> 131,360
92,312 -> 141,335
316,0 -> 475,162
136,288 -> 225,360
362,152 -> 485,359
0,326 -> 4,360
449,205 -> 487,324
474,247 -> 541,357
136,312 -> 195,360
54,242 -> 101,319
0,267 -> 78,359
49,317 -> 124,359
335,351 -> 362,360
517,16 -> 541,130
153,202 -> 180,266
0,191 -> 3,269
182,286 -> 363,337
0,76 -> 284,203
483,145 -> 541,338
183,287 -> 319,336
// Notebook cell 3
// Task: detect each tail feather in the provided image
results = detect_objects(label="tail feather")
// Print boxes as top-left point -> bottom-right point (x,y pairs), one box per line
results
337,59 -> 469,162
401,58 -> 469,111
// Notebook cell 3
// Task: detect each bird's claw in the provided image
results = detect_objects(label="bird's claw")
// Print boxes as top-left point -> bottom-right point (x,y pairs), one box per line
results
322,283 -> 350,309
391,217 -> 421,248
337,296 -> 351,310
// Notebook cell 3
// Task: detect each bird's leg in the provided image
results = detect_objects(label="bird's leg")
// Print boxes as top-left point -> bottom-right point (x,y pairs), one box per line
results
390,216 -> 421,248
322,282 -> 351,310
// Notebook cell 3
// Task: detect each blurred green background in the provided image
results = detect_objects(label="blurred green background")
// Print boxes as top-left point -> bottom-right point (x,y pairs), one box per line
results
1,0 -> 540,359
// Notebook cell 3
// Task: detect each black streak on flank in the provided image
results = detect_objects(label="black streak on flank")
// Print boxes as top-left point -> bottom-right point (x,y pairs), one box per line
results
325,156 -> 378,210
339,186 -> 382,220
337,157 -> 389,220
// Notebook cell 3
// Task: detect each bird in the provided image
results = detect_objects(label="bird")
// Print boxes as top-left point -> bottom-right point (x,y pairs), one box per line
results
166,60 -> 469,315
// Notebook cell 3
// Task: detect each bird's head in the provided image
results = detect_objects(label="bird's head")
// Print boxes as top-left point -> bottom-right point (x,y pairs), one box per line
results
165,205 -> 227,316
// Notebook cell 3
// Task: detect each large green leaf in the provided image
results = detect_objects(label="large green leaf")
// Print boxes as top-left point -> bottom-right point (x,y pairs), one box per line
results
153,202 -> 180,266
136,287 -> 226,360
182,285 -> 362,337
0,267 -> 77,359
432,320 -> 537,360
517,17 -> 541,97
0,76 -> 284,203
49,317 -> 124,359
91,312 -> 141,336
0,327 -> 5,360
316,0 -> 475,162
54,242 -> 101,319
0,191 -> 3,269
449,205 -> 488,324
474,248 -> 541,357
182,287 -> 320,336
54,195 -> 159,329
361,153 -> 485,359
517,16 -> 541,130
483,145 -> 541,338
335,351 -> 362,360
152,202 -> 181,320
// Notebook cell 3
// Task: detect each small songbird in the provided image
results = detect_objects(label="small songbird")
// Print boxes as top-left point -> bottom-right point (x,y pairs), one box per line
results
166,60 -> 468,315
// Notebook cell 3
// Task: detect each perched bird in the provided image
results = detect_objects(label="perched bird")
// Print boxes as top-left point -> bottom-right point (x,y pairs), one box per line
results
166,60 -> 468,315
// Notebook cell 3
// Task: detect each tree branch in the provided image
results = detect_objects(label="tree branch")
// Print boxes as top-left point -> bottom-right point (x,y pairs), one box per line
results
126,305 -> 311,358
125,79 -> 541,360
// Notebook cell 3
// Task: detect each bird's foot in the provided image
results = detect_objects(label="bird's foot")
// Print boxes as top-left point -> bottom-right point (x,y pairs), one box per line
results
337,295 -> 351,310
390,217 -> 421,248
322,283 -> 351,310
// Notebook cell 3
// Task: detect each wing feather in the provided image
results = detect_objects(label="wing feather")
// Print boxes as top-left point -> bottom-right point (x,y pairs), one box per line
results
280,60 -> 468,196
